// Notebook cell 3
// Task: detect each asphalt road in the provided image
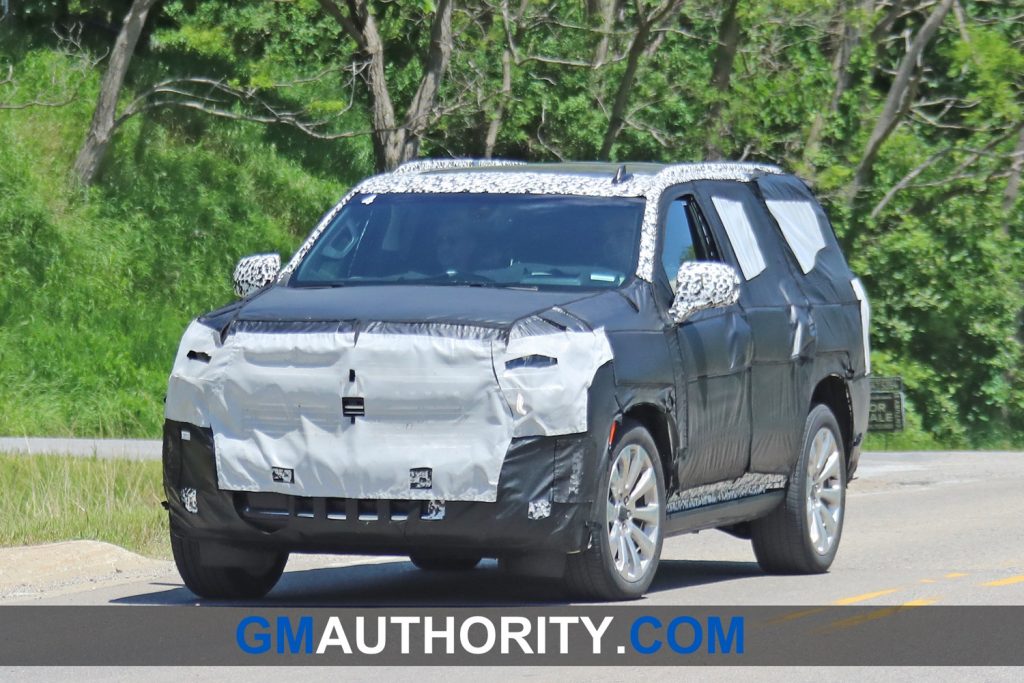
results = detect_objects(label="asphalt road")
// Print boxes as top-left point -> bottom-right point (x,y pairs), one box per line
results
4,449 -> 1023,608
3,450 -> 1024,681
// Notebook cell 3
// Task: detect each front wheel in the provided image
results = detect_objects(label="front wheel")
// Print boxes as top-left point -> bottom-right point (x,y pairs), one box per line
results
751,404 -> 847,574
565,421 -> 665,600
171,533 -> 288,600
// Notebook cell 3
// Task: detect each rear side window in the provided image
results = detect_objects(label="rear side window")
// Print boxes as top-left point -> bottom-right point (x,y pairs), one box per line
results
764,200 -> 826,274
710,196 -> 766,280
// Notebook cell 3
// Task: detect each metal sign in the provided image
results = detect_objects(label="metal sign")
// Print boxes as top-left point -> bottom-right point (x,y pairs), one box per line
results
869,376 -> 905,432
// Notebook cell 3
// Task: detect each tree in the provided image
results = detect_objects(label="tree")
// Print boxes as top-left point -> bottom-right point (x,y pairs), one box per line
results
598,0 -> 686,160
318,0 -> 454,171
72,0 -> 157,186
848,0 -> 955,202
804,0 -> 875,161
704,0 -> 741,158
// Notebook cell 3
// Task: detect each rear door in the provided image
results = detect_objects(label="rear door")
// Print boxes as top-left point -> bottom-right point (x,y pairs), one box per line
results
694,181 -> 809,475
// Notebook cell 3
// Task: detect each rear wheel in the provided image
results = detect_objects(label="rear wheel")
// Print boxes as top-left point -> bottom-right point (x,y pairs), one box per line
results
565,421 -> 665,601
751,404 -> 847,574
409,555 -> 481,571
171,533 -> 287,600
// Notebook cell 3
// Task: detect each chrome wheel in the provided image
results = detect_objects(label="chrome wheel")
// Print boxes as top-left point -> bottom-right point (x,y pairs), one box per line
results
806,426 -> 843,555
606,443 -> 661,583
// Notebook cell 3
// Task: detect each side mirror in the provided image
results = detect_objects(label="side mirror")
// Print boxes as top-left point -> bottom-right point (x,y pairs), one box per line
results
232,253 -> 281,298
670,261 -> 741,324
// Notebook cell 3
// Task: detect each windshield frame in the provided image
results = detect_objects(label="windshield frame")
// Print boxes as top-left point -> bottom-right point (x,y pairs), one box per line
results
286,192 -> 646,292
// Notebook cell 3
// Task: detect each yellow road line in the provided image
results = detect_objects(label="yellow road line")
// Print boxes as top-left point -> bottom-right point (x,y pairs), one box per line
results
920,579 -> 937,584
765,607 -> 828,624
833,588 -> 899,605
945,572 -> 968,578
983,575 -> 1024,587
825,599 -> 938,631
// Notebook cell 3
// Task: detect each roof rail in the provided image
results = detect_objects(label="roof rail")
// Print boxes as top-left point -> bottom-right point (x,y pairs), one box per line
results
653,161 -> 783,184
392,158 -> 526,175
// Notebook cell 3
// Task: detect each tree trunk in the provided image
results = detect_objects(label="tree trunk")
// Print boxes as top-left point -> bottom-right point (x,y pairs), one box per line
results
399,0 -> 454,164
704,0 -> 741,159
72,0 -> 157,186
484,45 -> 512,158
484,0 -> 527,158
597,0 -> 684,161
320,0 -> 453,171
598,17 -> 650,160
805,0 -> 874,161
849,0 -> 954,203
1003,126 -> 1024,215
591,0 -> 619,67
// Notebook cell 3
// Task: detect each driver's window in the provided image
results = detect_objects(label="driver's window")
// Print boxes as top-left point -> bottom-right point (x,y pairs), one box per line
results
662,198 -> 709,292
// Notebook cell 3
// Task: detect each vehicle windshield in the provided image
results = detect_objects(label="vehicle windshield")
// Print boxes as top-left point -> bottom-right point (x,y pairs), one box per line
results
289,193 -> 645,290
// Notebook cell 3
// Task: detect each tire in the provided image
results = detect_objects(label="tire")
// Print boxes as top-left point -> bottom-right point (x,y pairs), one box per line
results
409,555 -> 482,571
751,404 -> 847,574
171,533 -> 288,600
565,420 -> 666,601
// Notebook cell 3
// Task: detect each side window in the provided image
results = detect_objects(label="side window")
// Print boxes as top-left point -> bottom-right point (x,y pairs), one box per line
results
710,196 -> 766,281
661,197 -> 718,292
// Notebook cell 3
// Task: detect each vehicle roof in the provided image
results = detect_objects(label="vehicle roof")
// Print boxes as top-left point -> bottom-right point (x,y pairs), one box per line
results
353,158 -> 785,200
391,158 -> 783,180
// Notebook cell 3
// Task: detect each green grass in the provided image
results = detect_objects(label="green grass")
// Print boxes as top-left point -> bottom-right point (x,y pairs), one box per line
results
0,46 -> 344,439
0,453 -> 170,559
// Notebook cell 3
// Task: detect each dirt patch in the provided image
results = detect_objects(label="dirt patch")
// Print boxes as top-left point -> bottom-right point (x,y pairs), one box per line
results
0,540 -> 173,601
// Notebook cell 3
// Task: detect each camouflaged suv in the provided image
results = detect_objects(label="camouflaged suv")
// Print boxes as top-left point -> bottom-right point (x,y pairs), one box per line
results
163,159 -> 870,601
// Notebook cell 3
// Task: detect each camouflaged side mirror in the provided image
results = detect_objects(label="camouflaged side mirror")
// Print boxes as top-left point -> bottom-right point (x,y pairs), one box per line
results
232,253 -> 281,298
670,261 -> 741,324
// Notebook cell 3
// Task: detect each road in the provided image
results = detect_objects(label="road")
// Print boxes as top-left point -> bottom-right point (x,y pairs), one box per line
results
3,449 -> 1023,607
0,436 -> 161,459
2,450 -> 1023,681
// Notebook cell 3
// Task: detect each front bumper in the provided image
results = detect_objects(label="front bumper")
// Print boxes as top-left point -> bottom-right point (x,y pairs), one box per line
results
162,419 -> 601,557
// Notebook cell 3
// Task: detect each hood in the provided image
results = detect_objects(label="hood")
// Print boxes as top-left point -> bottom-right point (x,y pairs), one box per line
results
230,284 -> 604,330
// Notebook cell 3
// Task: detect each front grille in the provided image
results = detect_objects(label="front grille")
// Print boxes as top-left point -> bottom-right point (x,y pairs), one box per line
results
236,492 -> 427,526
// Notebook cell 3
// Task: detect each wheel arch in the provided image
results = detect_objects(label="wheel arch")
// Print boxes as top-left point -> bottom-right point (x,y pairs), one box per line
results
621,402 -> 675,492
810,375 -> 854,472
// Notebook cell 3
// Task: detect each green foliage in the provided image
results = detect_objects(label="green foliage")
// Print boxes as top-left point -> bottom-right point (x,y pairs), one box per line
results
0,47 -> 339,437
0,0 -> 1021,447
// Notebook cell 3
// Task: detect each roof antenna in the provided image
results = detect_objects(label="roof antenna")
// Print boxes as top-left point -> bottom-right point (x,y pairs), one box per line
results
611,164 -> 631,184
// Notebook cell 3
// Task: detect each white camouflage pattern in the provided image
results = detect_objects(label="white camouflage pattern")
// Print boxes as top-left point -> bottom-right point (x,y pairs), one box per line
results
669,261 -> 742,322
280,160 -> 782,281
392,158 -> 527,174
528,499 -> 552,520
665,473 -> 787,514
422,499 -> 446,521
232,253 -> 281,298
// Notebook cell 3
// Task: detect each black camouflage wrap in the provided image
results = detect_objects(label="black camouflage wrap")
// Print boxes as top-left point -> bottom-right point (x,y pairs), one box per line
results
164,160 -> 868,558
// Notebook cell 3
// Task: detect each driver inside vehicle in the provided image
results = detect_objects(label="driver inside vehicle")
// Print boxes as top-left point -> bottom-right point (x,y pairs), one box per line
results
434,221 -> 479,273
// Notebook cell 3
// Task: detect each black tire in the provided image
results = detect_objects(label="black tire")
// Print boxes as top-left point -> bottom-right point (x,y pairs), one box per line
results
751,404 -> 847,574
565,420 -> 666,601
409,555 -> 482,571
171,533 -> 288,600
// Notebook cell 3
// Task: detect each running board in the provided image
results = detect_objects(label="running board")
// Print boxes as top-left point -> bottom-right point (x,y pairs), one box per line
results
664,491 -> 785,537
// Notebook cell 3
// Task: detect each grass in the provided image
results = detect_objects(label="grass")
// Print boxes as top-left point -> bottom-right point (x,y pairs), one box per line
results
0,46 -> 344,439
0,453 -> 170,559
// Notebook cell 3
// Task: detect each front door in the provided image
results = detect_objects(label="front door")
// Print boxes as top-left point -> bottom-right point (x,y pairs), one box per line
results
656,189 -> 753,489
